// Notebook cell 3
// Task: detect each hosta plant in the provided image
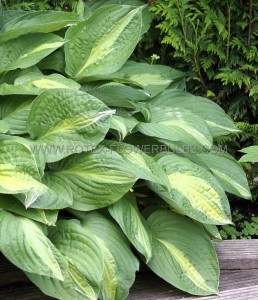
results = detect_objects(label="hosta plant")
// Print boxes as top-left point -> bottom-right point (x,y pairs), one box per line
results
0,1 -> 251,299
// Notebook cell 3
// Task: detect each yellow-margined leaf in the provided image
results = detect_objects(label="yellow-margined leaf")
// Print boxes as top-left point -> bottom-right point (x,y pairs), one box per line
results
49,146 -> 137,211
27,89 -> 114,162
0,33 -> 64,73
147,209 -> 219,296
0,210 -> 66,280
148,153 -> 232,225
109,193 -> 152,262
65,5 -> 142,78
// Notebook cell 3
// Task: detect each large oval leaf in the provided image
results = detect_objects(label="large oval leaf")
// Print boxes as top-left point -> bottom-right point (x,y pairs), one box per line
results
148,153 -> 232,225
109,193 -> 152,262
193,152 -> 251,199
89,82 -> 150,102
27,89 -> 114,162
28,173 -> 73,210
0,96 -> 32,134
37,50 -> 65,74
85,0 -> 151,36
0,137 -> 46,198
90,61 -> 184,97
15,72 -> 81,92
147,209 -> 219,296
0,65 -> 41,85
49,146 -> 137,211
0,194 -> 57,225
27,220 -> 104,300
0,73 -> 80,96
82,212 -> 139,300
0,10 -> 82,42
137,107 -> 213,150
149,89 -> 239,136
0,33 -> 64,74
27,268 -> 92,300
0,210 -> 66,280
0,9 -> 28,31
110,115 -> 139,140
65,5 -> 142,78
49,220 -> 104,298
103,140 -> 170,187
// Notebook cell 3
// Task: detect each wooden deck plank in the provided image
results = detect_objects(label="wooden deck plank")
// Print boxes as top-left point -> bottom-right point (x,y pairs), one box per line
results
214,240 -> 258,270
1,269 -> 257,300
0,283 -> 50,300
128,269 -> 258,299
0,240 -> 257,299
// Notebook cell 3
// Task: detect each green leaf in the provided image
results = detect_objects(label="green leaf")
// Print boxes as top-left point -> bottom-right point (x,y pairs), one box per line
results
103,140 -> 170,187
27,220 -> 104,300
0,11 -> 82,42
137,107 -> 213,150
202,224 -> 222,241
149,89 -> 239,136
86,86 -> 151,122
148,153 -> 232,225
65,5 -> 142,78
0,9 -> 28,31
239,146 -> 258,163
147,209 -> 219,296
49,220 -> 104,298
87,0 -> 145,11
24,173 -> 73,210
110,115 -> 139,140
37,50 -> 65,74
86,88 -> 138,109
97,238 -> 118,300
86,1 -> 152,36
0,66 -> 41,85
27,89 -> 114,162
0,194 -> 57,225
0,33 -> 64,74
82,212 -> 139,300
0,210 -> 66,280
0,83 -> 37,95
109,193 -> 152,262
1,134 -> 46,179
49,146 -> 137,211
89,61 -> 184,97
0,73 -> 80,96
0,96 -> 32,134
87,82 -> 151,102
15,72 -> 81,92
26,274 -> 79,300
194,152 -> 251,199
0,120 -> 9,133
0,137 -> 46,200
27,264 -> 94,300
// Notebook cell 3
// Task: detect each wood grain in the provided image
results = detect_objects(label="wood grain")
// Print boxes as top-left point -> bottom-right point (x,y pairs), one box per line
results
128,269 -> 258,299
214,239 -> 258,270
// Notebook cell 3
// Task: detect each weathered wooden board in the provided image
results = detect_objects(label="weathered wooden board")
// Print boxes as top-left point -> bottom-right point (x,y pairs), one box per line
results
0,240 -> 257,299
0,283 -> 50,300
128,270 -> 258,300
214,239 -> 258,270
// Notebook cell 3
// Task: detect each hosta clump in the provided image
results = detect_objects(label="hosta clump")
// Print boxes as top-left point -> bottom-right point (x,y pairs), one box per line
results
0,1 -> 251,299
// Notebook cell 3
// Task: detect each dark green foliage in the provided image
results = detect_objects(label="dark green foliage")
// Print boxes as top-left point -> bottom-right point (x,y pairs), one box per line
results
221,210 -> 258,239
144,0 -> 258,124
137,0 -> 258,206
0,0 -> 77,11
